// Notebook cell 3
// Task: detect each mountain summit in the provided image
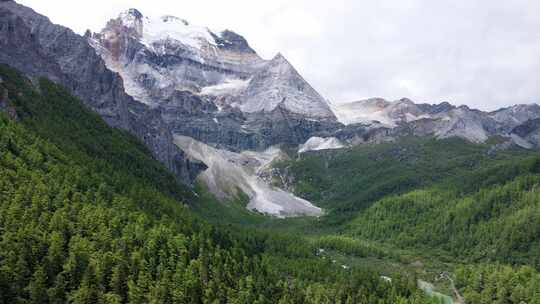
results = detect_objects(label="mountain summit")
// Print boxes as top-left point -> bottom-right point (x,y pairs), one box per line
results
91,8 -> 335,120
90,9 -> 339,150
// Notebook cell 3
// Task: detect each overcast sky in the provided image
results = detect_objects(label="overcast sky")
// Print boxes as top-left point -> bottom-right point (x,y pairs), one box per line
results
17,0 -> 540,110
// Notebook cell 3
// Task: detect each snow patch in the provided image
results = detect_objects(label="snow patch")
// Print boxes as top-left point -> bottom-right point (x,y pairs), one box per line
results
200,78 -> 250,96
331,99 -> 397,126
299,137 -> 346,153
118,10 -> 217,50
141,15 -> 216,50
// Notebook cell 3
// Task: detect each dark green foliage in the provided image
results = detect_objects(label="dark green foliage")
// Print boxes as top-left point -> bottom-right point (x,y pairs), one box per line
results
275,137 -> 532,225
0,64 -> 191,204
277,135 -> 540,267
0,65 -> 432,303
455,264 -> 540,304
349,156 -> 540,267
278,135 -> 540,302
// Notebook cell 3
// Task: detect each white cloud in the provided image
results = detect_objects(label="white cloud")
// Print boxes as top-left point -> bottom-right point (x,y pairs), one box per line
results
17,0 -> 540,110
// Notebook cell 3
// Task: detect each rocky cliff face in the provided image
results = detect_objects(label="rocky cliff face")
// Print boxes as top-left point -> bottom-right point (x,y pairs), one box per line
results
91,9 -> 339,151
332,98 -> 540,145
490,104 -> 540,132
0,6 -> 66,87
511,118 -> 540,148
0,1 -> 205,185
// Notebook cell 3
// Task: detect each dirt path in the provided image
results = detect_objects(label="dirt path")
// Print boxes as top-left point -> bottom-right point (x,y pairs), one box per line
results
442,272 -> 465,304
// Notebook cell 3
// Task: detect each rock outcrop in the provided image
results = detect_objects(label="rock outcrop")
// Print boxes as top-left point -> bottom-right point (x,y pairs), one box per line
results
0,1 -> 205,185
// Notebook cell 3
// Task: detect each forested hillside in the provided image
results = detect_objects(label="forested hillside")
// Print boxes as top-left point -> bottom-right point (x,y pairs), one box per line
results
275,137 -> 534,223
349,157 -> 540,266
0,66 -> 436,303
274,136 -> 540,303
2,1 -> 540,303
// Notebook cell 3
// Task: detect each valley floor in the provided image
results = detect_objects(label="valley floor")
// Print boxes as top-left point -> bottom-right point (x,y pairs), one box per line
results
192,137 -> 540,304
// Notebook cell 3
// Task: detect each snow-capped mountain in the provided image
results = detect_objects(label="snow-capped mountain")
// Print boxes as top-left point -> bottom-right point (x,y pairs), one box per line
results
84,8 -> 342,216
3,1 -> 540,217
0,1 -> 207,185
92,9 -> 263,104
90,8 -> 339,156
91,9 -> 335,119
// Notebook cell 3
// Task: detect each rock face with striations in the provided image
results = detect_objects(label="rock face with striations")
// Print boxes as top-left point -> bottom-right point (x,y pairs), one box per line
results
0,1 -> 205,185
510,118 -> 540,148
332,98 -> 540,145
91,9 -> 340,151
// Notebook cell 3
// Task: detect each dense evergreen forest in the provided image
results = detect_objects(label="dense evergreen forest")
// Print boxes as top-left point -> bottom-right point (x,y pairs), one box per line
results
349,160 -> 540,266
0,66 -> 438,303
1,61 -> 540,304
275,135 -> 540,303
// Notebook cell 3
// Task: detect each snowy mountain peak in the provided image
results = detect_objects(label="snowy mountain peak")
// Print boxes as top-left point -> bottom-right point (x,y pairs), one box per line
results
108,9 -> 262,56
120,8 -> 143,21
272,52 -> 287,61
112,9 -> 216,50
238,52 -> 336,119
116,8 -> 144,37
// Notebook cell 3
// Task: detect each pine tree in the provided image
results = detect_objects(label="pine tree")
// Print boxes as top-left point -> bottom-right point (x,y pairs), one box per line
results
27,266 -> 48,304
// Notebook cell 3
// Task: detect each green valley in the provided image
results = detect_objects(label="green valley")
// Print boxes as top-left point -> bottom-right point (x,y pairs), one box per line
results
0,66 -> 436,303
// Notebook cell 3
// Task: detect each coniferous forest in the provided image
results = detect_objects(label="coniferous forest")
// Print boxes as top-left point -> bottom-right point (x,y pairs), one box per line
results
271,126 -> 540,303
1,62 -> 540,304
2,0 -> 540,302
0,66 -> 435,303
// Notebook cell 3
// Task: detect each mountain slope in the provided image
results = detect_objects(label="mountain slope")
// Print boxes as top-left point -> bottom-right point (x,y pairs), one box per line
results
237,53 -> 335,119
90,8 -> 339,153
0,65 -> 432,304
265,136 -> 540,302
2,2 -> 540,303
174,135 -> 322,217
270,137 -> 540,264
349,163 -> 540,266
274,137 -> 533,217
0,0 -> 204,184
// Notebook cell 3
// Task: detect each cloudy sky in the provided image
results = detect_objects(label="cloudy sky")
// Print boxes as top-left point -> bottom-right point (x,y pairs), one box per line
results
18,0 -> 540,110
